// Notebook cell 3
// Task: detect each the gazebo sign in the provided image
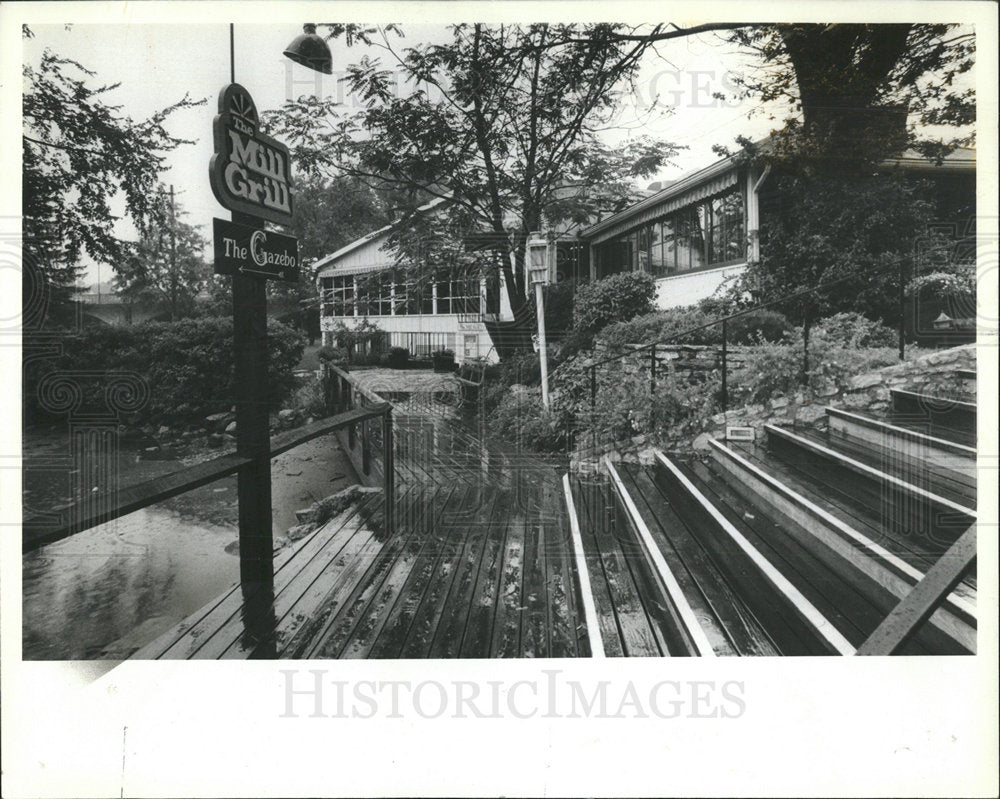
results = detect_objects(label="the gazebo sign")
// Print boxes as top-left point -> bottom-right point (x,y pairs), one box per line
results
209,83 -> 294,225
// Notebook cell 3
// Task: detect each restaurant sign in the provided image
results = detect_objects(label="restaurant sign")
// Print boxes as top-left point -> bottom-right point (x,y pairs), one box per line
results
209,83 -> 294,225
213,218 -> 299,282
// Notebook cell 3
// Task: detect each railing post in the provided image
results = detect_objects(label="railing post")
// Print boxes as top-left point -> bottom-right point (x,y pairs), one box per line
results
347,385 -> 356,449
649,344 -> 657,429
898,256 -> 907,361
590,364 -> 597,456
721,318 -> 729,413
383,407 -> 394,534
362,417 -> 371,475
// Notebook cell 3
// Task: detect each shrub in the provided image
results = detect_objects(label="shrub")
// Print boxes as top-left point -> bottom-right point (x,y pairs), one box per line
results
489,388 -> 572,453
735,330 -> 900,405
26,317 -> 305,427
387,346 -> 410,369
812,312 -> 897,348
543,281 -> 576,333
600,306 -> 790,351
572,272 -> 655,336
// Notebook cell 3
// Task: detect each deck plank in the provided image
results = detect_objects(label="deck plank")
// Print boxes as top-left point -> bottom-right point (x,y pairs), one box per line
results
583,477 -> 661,657
337,485 -> 469,659
426,488 -> 504,658
398,486 -> 494,658
306,485 -> 447,658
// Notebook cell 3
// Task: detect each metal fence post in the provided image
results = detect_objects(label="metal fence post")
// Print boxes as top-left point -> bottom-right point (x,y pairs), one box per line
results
898,256 -> 907,361
362,417 -> 371,475
383,407 -> 394,534
721,318 -> 729,413
649,344 -> 657,430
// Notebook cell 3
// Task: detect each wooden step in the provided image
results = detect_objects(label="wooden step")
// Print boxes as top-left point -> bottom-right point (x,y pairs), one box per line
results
720,438 -> 976,589
603,458 -> 718,657
562,474 -> 606,658
650,453 -> 857,656
766,423 -> 976,518
707,438 -> 975,653
890,388 -> 976,446
825,407 -> 976,507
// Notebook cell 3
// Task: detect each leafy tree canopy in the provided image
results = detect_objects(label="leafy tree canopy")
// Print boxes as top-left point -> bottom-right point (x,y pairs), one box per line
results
113,190 -> 210,321
263,23 -> 680,310
22,27 -> 203,327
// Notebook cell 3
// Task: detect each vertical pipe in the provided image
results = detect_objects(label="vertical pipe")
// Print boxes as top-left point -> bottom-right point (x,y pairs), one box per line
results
649,344 -> 657,430
721,318 -> 729,413
383,408 -> 394,533
535,281 -> 550,410
362,417 -> 371,475
229,23 -> 235,84
898,256 -> 907,361
590,364 -> 597,456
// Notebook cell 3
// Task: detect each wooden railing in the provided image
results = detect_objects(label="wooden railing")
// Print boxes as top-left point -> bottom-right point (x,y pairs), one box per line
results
323,363 -> 396,533
24,396 -> 394,554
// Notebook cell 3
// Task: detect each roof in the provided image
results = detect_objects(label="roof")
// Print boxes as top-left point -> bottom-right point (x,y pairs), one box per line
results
312,195 -> 450,272
582,144 -> 976,241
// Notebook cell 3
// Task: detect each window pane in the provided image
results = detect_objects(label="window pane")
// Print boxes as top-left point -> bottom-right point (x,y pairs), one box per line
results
692,205 -> 708,270
723,191 -> 745,262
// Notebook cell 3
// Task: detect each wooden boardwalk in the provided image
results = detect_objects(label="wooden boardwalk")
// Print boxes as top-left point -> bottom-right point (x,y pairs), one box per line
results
135,413 -> 591,659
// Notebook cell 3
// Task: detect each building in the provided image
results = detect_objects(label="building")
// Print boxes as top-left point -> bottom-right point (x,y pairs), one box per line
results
582,146 -> 976,309
317,147 -> 975,359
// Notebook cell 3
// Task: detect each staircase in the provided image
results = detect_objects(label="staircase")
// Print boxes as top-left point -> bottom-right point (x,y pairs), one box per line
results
565,377 -> 978,657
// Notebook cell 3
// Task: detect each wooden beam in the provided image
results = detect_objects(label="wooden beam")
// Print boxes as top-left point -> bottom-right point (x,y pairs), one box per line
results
562,473 -> 606,658
23,452 -> 251,552
24,406 -> 390,553
857,524 -> 977,656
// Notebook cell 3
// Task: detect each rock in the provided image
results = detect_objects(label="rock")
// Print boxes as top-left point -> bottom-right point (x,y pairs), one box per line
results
278,409 -> 298,422
157,425 -> 171,437
814,381 -> 839,398
849,373 -> 884,390
770,396 -> 789,409
208,433 -> 225,447
225,421 -> 237,434
286,523 -> 313,542
692,432 -> 714,451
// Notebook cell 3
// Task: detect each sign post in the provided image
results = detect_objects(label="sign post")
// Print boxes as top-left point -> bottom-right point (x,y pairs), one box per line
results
210,83 -> 297,597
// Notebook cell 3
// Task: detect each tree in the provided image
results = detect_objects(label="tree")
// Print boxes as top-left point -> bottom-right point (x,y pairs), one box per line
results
21,28 -> 203,327
526,22 -> 973,171
264,174 -> 398,343
263,23 -> 679,313
113,190 -> 211,321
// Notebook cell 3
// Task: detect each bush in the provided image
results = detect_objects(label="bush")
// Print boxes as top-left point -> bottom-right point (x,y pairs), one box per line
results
812,312 -> 897,348
600,306 -> 790,351
489,388 -> 572,453
387,346 -> 409,369
735,331 -> 900,405
543,281 -> 576,333
572,272 -> 655,336
317,345 -> 346,363
26,317 -> 305,428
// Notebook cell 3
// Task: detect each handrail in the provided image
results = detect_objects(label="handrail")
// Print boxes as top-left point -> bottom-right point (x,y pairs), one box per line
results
23,403 -> 391,553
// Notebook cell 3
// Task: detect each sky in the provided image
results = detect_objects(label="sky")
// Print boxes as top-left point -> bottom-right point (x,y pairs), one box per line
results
19,20 -> 789,287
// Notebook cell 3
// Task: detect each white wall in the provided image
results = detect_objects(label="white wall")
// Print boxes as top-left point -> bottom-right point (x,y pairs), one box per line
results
653,264 -> 746,309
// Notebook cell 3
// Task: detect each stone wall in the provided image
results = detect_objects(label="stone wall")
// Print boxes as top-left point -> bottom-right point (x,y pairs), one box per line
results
572,343 -> 976,469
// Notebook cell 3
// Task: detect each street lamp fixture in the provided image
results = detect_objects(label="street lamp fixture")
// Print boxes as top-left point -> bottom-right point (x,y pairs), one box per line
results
283,23 -> 333,74
526,231 -> 554,410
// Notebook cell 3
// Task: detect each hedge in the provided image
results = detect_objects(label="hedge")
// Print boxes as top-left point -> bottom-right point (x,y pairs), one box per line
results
25,317 -> 305,428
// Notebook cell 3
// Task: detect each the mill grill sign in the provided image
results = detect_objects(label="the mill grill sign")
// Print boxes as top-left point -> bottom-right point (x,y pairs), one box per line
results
209,83 -> 294,225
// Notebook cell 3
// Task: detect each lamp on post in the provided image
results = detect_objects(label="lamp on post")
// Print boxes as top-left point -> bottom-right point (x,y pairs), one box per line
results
283,23 -> 333,74
527,231 -> 554,410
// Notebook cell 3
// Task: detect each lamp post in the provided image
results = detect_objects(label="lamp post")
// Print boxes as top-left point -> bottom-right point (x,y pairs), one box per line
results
527,231 -> 553,410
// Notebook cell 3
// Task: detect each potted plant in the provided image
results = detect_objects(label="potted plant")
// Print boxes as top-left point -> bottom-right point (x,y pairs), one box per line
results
431,348 -> 456,373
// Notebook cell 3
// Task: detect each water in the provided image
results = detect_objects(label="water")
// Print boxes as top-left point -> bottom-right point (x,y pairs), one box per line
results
22,430 -> 355,660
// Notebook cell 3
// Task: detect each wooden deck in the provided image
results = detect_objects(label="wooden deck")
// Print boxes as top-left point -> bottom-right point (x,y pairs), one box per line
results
134,413 -> 591,659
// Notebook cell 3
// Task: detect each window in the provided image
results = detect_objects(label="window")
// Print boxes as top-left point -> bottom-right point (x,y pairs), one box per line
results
597,185 -> 745,278
322,275 -> 356,317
